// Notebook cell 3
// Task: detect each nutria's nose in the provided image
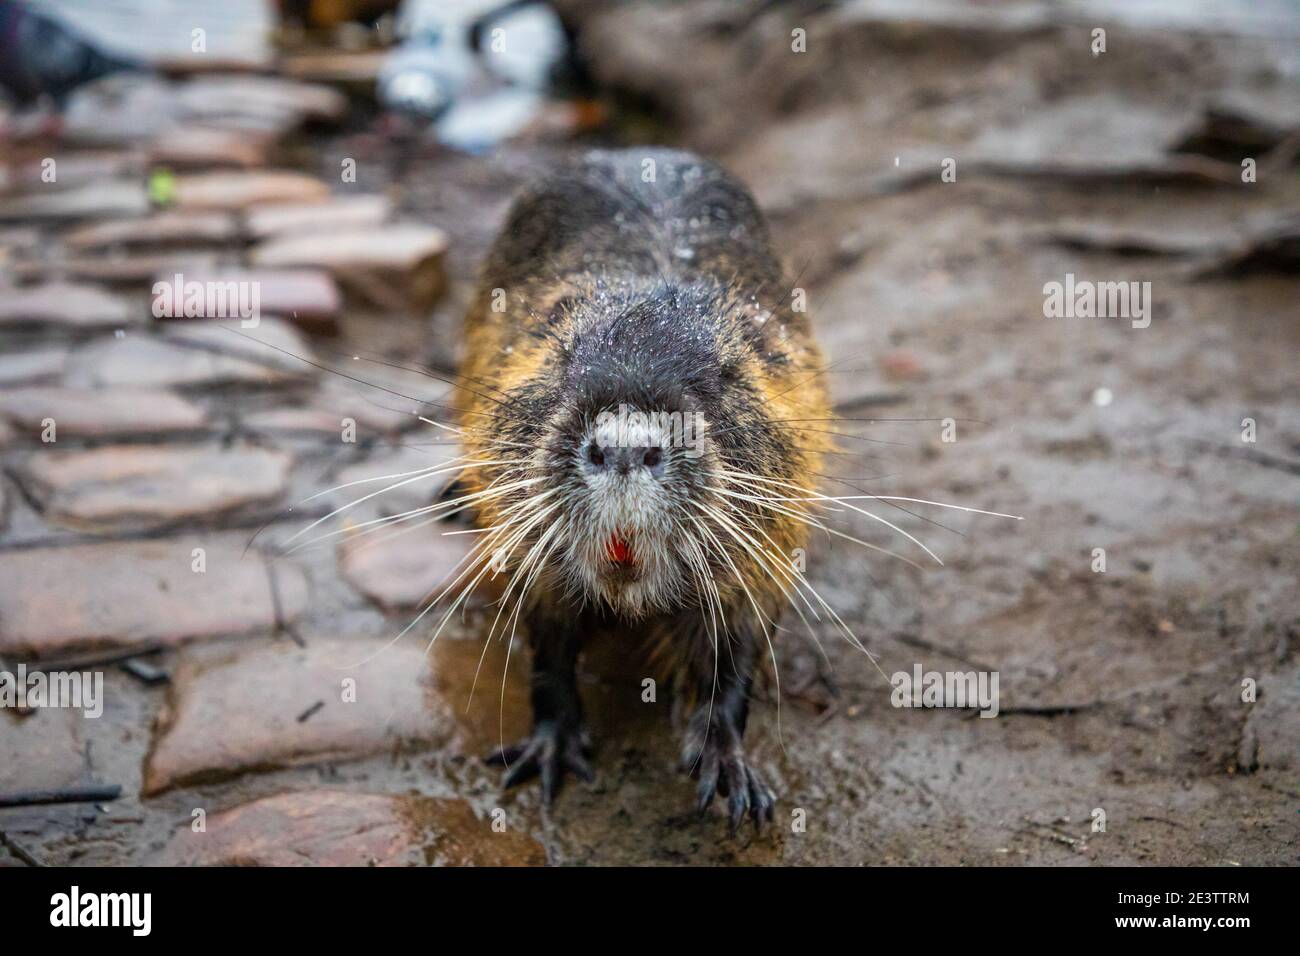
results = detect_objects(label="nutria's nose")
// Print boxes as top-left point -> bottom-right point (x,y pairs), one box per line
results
585,440 -> 665,477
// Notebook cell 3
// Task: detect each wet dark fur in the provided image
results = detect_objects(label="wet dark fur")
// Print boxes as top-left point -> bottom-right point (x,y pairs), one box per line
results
457,148 -> 829,827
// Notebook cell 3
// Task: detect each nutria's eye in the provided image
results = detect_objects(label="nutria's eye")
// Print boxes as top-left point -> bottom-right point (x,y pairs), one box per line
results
587,441 -> 605,466
643,446 -> 662,468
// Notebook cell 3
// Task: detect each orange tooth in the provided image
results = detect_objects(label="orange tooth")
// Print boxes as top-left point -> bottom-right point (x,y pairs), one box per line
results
606,531 -> 634,565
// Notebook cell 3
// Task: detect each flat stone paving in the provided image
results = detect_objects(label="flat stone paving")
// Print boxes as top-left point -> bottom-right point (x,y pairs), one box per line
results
0,61 -> 508,868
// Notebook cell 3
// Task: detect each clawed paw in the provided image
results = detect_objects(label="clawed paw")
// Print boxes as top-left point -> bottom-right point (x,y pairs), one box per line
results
683,739 -> 776,830
486,720 -> 593,805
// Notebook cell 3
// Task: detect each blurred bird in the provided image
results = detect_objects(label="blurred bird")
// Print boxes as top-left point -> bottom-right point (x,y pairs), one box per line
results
377,14 -> 475,122
377,0 -> 570,143
0,0 -> 137,107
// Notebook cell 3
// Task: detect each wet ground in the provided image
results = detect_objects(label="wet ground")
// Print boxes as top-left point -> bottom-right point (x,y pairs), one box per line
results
1,1 -> 1297,866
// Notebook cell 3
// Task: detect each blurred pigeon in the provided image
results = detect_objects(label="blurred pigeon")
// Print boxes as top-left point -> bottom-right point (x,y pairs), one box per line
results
468,0 -> 566,90
378,0 -> 569,144
0,0 -> 137,107
377,6 -> 477,122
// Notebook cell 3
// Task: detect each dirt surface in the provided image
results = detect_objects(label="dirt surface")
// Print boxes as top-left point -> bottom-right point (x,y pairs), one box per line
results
1,0 -> 1296,866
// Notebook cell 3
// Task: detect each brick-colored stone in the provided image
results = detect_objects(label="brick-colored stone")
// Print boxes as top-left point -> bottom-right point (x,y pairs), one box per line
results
173,76 -> 348,125
64,334 -> 303,389
143,637 -> 462,794
63,211 -> 239,250
147,127 -> 272,170
0,282 -> 137,330
12,253 -> 221,286
159,316 -> 315,373
173,171 -> 332,211
251,224 -> 448,312
0,708 -> 88,800
150,268 -> 342,323
0,152 -> 145,194
0,536 -> 307,657
241,406 -> 345,437
245,195 -> 391,239
331,443 -> 465,517
0,387 -> 207,439
339,525 -> 478,611
16,444 -> 292,532
0,181 -> 149,222
0,348 -> 67,386
154,791 -> 546,866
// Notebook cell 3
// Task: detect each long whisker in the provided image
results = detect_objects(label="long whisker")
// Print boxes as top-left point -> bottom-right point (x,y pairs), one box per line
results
495,520 -> 567,759
799,495 -> 1024,521
719,469 -> 946,566
687,505 -> 786,753
711,482 -> 928,571
218,324 -> 492,419
300,456 -> 524,505
416,415 -> 540,454
281,475 -> 542,554
283,460 -> 520,546
332,346 -> 510,408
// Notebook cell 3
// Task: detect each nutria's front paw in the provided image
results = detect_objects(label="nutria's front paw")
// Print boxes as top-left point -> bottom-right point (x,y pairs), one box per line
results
486,720 -> 593,805
682,733 -> 776,830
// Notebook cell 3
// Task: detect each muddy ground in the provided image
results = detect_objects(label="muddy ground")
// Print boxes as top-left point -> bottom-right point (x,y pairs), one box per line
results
1,0 -> 1297,866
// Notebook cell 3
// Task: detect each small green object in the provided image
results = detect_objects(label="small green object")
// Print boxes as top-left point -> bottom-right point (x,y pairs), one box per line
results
148,168 -> 177,207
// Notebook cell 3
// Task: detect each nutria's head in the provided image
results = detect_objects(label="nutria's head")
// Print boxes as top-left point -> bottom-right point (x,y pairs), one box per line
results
471,276 -> 805,619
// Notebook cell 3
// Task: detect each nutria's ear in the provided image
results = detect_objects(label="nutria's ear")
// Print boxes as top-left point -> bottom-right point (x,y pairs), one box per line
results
547,295 -> 576,324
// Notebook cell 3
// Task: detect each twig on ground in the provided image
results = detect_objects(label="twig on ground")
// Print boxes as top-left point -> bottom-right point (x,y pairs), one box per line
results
0,785 -> 122,809
297,700 -> 325,723
0,831 -> 43,866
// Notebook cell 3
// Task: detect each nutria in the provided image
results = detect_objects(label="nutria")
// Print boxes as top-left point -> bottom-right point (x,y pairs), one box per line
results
453,147 -> 831,827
